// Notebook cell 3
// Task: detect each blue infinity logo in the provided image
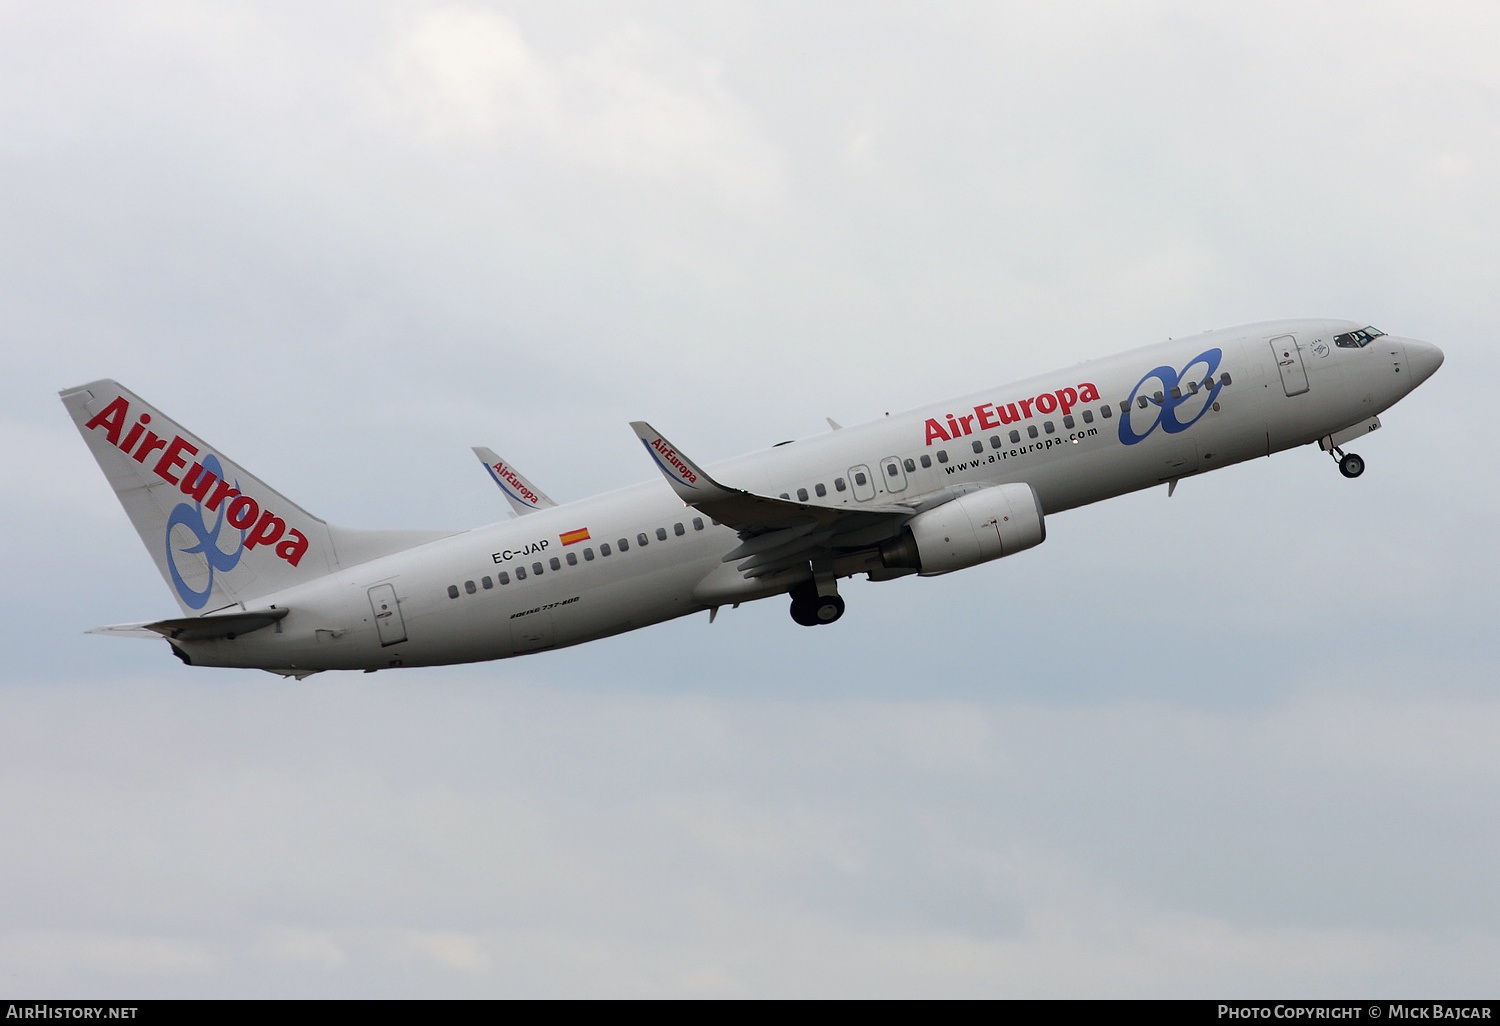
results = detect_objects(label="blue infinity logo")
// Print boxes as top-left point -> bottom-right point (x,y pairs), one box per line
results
164,454 -> 246,609
1119,348 -> 1225,446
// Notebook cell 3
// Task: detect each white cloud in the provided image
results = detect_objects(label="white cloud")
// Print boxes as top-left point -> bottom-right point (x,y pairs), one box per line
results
0,931 -> 214,980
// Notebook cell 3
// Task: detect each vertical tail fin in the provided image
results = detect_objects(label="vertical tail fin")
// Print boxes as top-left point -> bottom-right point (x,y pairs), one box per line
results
61,380 -> 454,614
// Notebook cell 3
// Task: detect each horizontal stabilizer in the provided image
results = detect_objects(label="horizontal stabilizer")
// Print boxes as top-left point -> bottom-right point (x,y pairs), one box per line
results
88,622 -> 168,640
154,608 -> 290,642
472,447 -> 556,516
90,608 -> 289,641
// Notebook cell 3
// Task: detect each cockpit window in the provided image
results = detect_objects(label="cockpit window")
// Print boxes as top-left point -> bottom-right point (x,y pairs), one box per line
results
1334,326 -> 1386,349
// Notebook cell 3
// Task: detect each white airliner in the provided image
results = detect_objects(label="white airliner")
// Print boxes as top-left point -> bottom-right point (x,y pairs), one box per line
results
62,319 -> 1443,677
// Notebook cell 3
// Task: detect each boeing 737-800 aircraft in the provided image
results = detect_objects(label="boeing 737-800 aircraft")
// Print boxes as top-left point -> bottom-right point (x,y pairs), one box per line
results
62,319 -> 1443,677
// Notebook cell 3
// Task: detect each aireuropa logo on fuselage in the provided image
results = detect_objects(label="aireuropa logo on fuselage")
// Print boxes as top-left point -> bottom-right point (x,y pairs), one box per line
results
84,396 -> 310,609
924,382 -> 1103,445
921,348 -> 1225,449
1116,348 -> 1224,445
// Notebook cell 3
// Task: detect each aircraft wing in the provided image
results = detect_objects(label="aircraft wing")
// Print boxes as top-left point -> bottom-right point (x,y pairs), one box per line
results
630,421 -> 916,578
473,447 -> 557,517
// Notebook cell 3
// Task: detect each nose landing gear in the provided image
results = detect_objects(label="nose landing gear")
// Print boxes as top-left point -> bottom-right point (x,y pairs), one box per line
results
1330,445 -> 1365,478
789,576 -> 845,626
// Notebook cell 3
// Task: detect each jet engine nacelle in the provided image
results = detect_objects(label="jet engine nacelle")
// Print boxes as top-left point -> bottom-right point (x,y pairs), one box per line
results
879,482 -> 1045,576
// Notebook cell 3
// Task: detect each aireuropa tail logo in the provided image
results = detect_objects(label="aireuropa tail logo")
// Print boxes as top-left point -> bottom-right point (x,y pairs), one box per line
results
165,453 -> 245,608
1119,348 -> 1225,446
84,395 -> 311,609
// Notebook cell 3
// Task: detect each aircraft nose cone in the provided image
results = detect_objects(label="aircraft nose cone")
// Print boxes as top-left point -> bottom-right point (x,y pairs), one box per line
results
1404,339 -> 1445,386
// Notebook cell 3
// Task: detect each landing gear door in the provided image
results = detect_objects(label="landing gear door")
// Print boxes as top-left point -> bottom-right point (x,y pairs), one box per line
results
879,456 -> 908,493
1271,335 -> 1309,396
368,583 -> 407,647
849,465 -> 876,501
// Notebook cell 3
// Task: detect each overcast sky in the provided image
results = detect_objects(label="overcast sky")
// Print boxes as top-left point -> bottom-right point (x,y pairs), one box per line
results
2,0 -> 1498,997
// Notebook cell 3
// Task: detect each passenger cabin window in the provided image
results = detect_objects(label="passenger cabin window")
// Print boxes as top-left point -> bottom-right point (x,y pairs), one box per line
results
1044,421 -> 1055,434
1221,372 -> 1232,386
920,455 -> 931,469
1137,396 -> 1150,409
447,585 -> 460,599
815,483 -> 826,497
887,464 -> 899,477
903,459 -> 916,473
618,538 -> 628,552
1187,381 -> 1199,395
566,552 -> 578,566
990,435 -> 1002,449
1101,404 -> 1112,419
1009,429 -> 1021,443
693,518 -> 704,530
656,527 -> 668,541
854,471 -> 868,485
1334,326 -> 1384,348
584,548 -> 595,561
674,522 -> 685,536
549,557 -> 560,571
482,576 -> 493,589
972,440 -> 983,453
797,488 -> 809,501
601,543 -> 611,556
637,533 -> 648,547
1082,410 -> 1093,423
1170,387 -> 1182,400
532,562 -> 543,575
499,571 -> 510,585
1063,415 -> 1074,429
937,451 -> 948,463
465,580 -> 476,594
835,477 -> 847,491
1027,425 -> 1038,439
516,566 -> 527,580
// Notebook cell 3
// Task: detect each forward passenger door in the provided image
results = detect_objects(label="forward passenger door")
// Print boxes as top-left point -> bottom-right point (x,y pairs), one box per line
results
1271,335 -> 1309,396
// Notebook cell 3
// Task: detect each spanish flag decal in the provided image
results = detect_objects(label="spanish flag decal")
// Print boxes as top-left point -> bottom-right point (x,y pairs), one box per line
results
559,528 -> 591,546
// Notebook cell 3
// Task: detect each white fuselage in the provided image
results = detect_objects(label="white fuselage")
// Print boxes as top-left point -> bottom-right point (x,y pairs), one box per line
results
178,319 -> 1441,673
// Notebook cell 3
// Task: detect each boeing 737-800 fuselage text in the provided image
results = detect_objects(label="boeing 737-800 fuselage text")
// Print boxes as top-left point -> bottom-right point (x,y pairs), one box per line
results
62,319 -> 1443,676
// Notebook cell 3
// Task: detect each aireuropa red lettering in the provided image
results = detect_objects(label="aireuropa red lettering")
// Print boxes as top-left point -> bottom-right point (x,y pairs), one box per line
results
84,396 -> 309,566
924,382 -> 1101,445
493,463 -> 540,505
650,437 -> 698,484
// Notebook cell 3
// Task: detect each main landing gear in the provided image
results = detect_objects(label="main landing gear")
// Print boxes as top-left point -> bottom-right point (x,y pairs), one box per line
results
1330,445 -> 1365,479
789,577 -> 845,626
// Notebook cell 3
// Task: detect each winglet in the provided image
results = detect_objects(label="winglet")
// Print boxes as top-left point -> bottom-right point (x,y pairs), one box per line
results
629,422 -> 736,503
472,447 -> 556,516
